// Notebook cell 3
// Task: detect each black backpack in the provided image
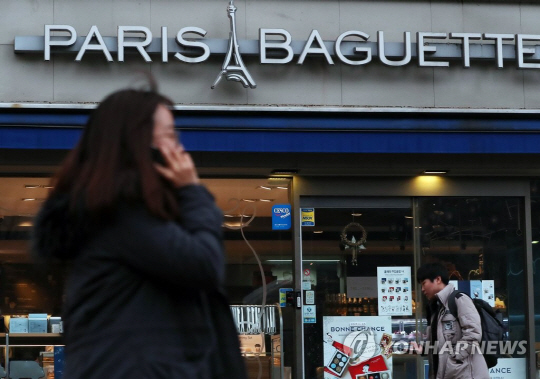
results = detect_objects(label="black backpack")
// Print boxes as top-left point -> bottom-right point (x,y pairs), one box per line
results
447,290 -> 506,368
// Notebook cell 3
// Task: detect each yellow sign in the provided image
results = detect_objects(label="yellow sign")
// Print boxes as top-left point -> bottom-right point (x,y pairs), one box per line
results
301,208 -> 315,226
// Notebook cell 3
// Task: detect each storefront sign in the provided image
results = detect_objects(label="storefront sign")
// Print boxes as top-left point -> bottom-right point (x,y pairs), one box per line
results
301,208 -> 315,226
16,27 -> 540,69
12,0 -> 540,92
303,305 -> 316,323
323,316 -> 392,379
272,204 -> 291,230
377,267 -> 412,316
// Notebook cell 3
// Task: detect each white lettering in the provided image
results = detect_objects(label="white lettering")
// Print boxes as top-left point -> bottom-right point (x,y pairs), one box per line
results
378,31 -> 411,67
76,25 -> 113,62
118,26 -> 152,62
175,27 -> 210,63
335,31 -> 371,66
485,340 -> 498,354
259,29 -> 293,64
417,32 -> 449,67
439,341 -> 454,355
44,25 -> 77,61
517,340 -> 527,354
298,30 -> 334,65
483,33 -> 514,68
449,32 -> 482,68
162,26 -> 168,62
516,34 -> 540,69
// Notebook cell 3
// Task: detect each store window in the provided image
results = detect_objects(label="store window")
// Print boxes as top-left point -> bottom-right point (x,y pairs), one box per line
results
300,196 -> 530,379
529,181 -> 540,375
417,196 -> 529,377
300,199 -> 416,379
0,176 -> 294,379
207,178 -> 294,379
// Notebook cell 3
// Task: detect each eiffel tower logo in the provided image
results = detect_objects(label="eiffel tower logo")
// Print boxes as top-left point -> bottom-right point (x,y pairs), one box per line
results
211,0 -> 256,89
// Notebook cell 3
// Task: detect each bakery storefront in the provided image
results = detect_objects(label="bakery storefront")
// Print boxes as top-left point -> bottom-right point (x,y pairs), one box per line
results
1,1 -> 540,379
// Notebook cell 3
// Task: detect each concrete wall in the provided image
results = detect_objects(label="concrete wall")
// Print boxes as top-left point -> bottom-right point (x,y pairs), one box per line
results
1,0 -> 540,108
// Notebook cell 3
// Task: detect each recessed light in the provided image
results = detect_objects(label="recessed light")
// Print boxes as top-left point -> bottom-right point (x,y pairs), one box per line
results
257,186 -> 272,190
351,212 -> 362,217
533,241 -> 539,244
313,230 -> 324,234
24,185 -> 40,189
271,169 -> 298,175
223,221 -> 247,228
259,199 -> 274,202
22,198 -> 37,201
404,216 -> 413,219
423,170 -> 449,175
276,186 -> 288,190
241,199 -> 258,203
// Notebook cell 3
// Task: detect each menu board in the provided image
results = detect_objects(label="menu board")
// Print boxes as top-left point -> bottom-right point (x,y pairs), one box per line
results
377,267 -> 413,316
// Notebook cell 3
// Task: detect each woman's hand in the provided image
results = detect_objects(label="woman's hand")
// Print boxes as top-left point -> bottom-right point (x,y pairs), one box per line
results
153,144 -> 200,188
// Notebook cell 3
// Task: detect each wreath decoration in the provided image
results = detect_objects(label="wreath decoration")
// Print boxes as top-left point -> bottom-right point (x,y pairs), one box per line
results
340,222 -> 367,247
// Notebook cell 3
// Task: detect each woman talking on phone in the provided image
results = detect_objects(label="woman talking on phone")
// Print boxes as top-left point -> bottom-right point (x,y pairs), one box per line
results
32,84 -> 247,379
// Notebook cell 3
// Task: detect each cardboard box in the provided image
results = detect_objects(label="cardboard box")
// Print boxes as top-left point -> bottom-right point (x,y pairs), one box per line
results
9,317 -> 28,333
28,314 -> 48,333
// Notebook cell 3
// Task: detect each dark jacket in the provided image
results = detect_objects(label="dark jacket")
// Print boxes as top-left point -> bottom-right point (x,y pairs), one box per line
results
426,284 -> 489,379
32,185 -> 247,379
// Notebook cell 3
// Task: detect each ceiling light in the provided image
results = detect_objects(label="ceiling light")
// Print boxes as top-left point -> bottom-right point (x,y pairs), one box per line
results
313,230 -> 324,234
24,185 -> 40,189
257,186 -> 272,190
351,212 -> 362,217
271,169 -> 298,175
404,216 -> 413,219
266,259 -> 340,262
423,170 -> 449,175
18,221 -> 33,227
22,198 -> 36,201
259,199 -> 274,202
241,199 -> 258,203
222,221 -> 249,228
276,186 -> 288,190
533,241 -> 539,244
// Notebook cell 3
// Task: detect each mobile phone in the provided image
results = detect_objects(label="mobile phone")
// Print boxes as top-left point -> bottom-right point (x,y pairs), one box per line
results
150,147 -> 166,165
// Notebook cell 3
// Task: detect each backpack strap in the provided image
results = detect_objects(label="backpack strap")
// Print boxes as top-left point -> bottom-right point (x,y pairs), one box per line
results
447,289 -> 467,319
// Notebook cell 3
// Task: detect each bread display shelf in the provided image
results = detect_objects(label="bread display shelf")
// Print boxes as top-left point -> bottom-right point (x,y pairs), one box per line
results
0,333 -> 63,346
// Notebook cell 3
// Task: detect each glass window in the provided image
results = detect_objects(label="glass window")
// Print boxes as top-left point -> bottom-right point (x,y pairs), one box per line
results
300,202 -> 416,379
206,178 -> 294,379
417,196 -> 529,375
529,181 -> 540,375
0,176 -> 294,379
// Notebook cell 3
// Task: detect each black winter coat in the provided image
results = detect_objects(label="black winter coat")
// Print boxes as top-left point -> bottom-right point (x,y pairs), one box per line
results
32,185 -> 247,379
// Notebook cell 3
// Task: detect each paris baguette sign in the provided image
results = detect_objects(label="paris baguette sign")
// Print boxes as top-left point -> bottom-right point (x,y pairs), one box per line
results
13,0 -> 540,89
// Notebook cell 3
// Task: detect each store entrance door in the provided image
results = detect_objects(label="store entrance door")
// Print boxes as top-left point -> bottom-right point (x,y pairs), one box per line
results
299,198 -> 416,379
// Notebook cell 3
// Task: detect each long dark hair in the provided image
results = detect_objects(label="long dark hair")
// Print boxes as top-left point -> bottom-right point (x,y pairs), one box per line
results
51,87 -> 178,221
